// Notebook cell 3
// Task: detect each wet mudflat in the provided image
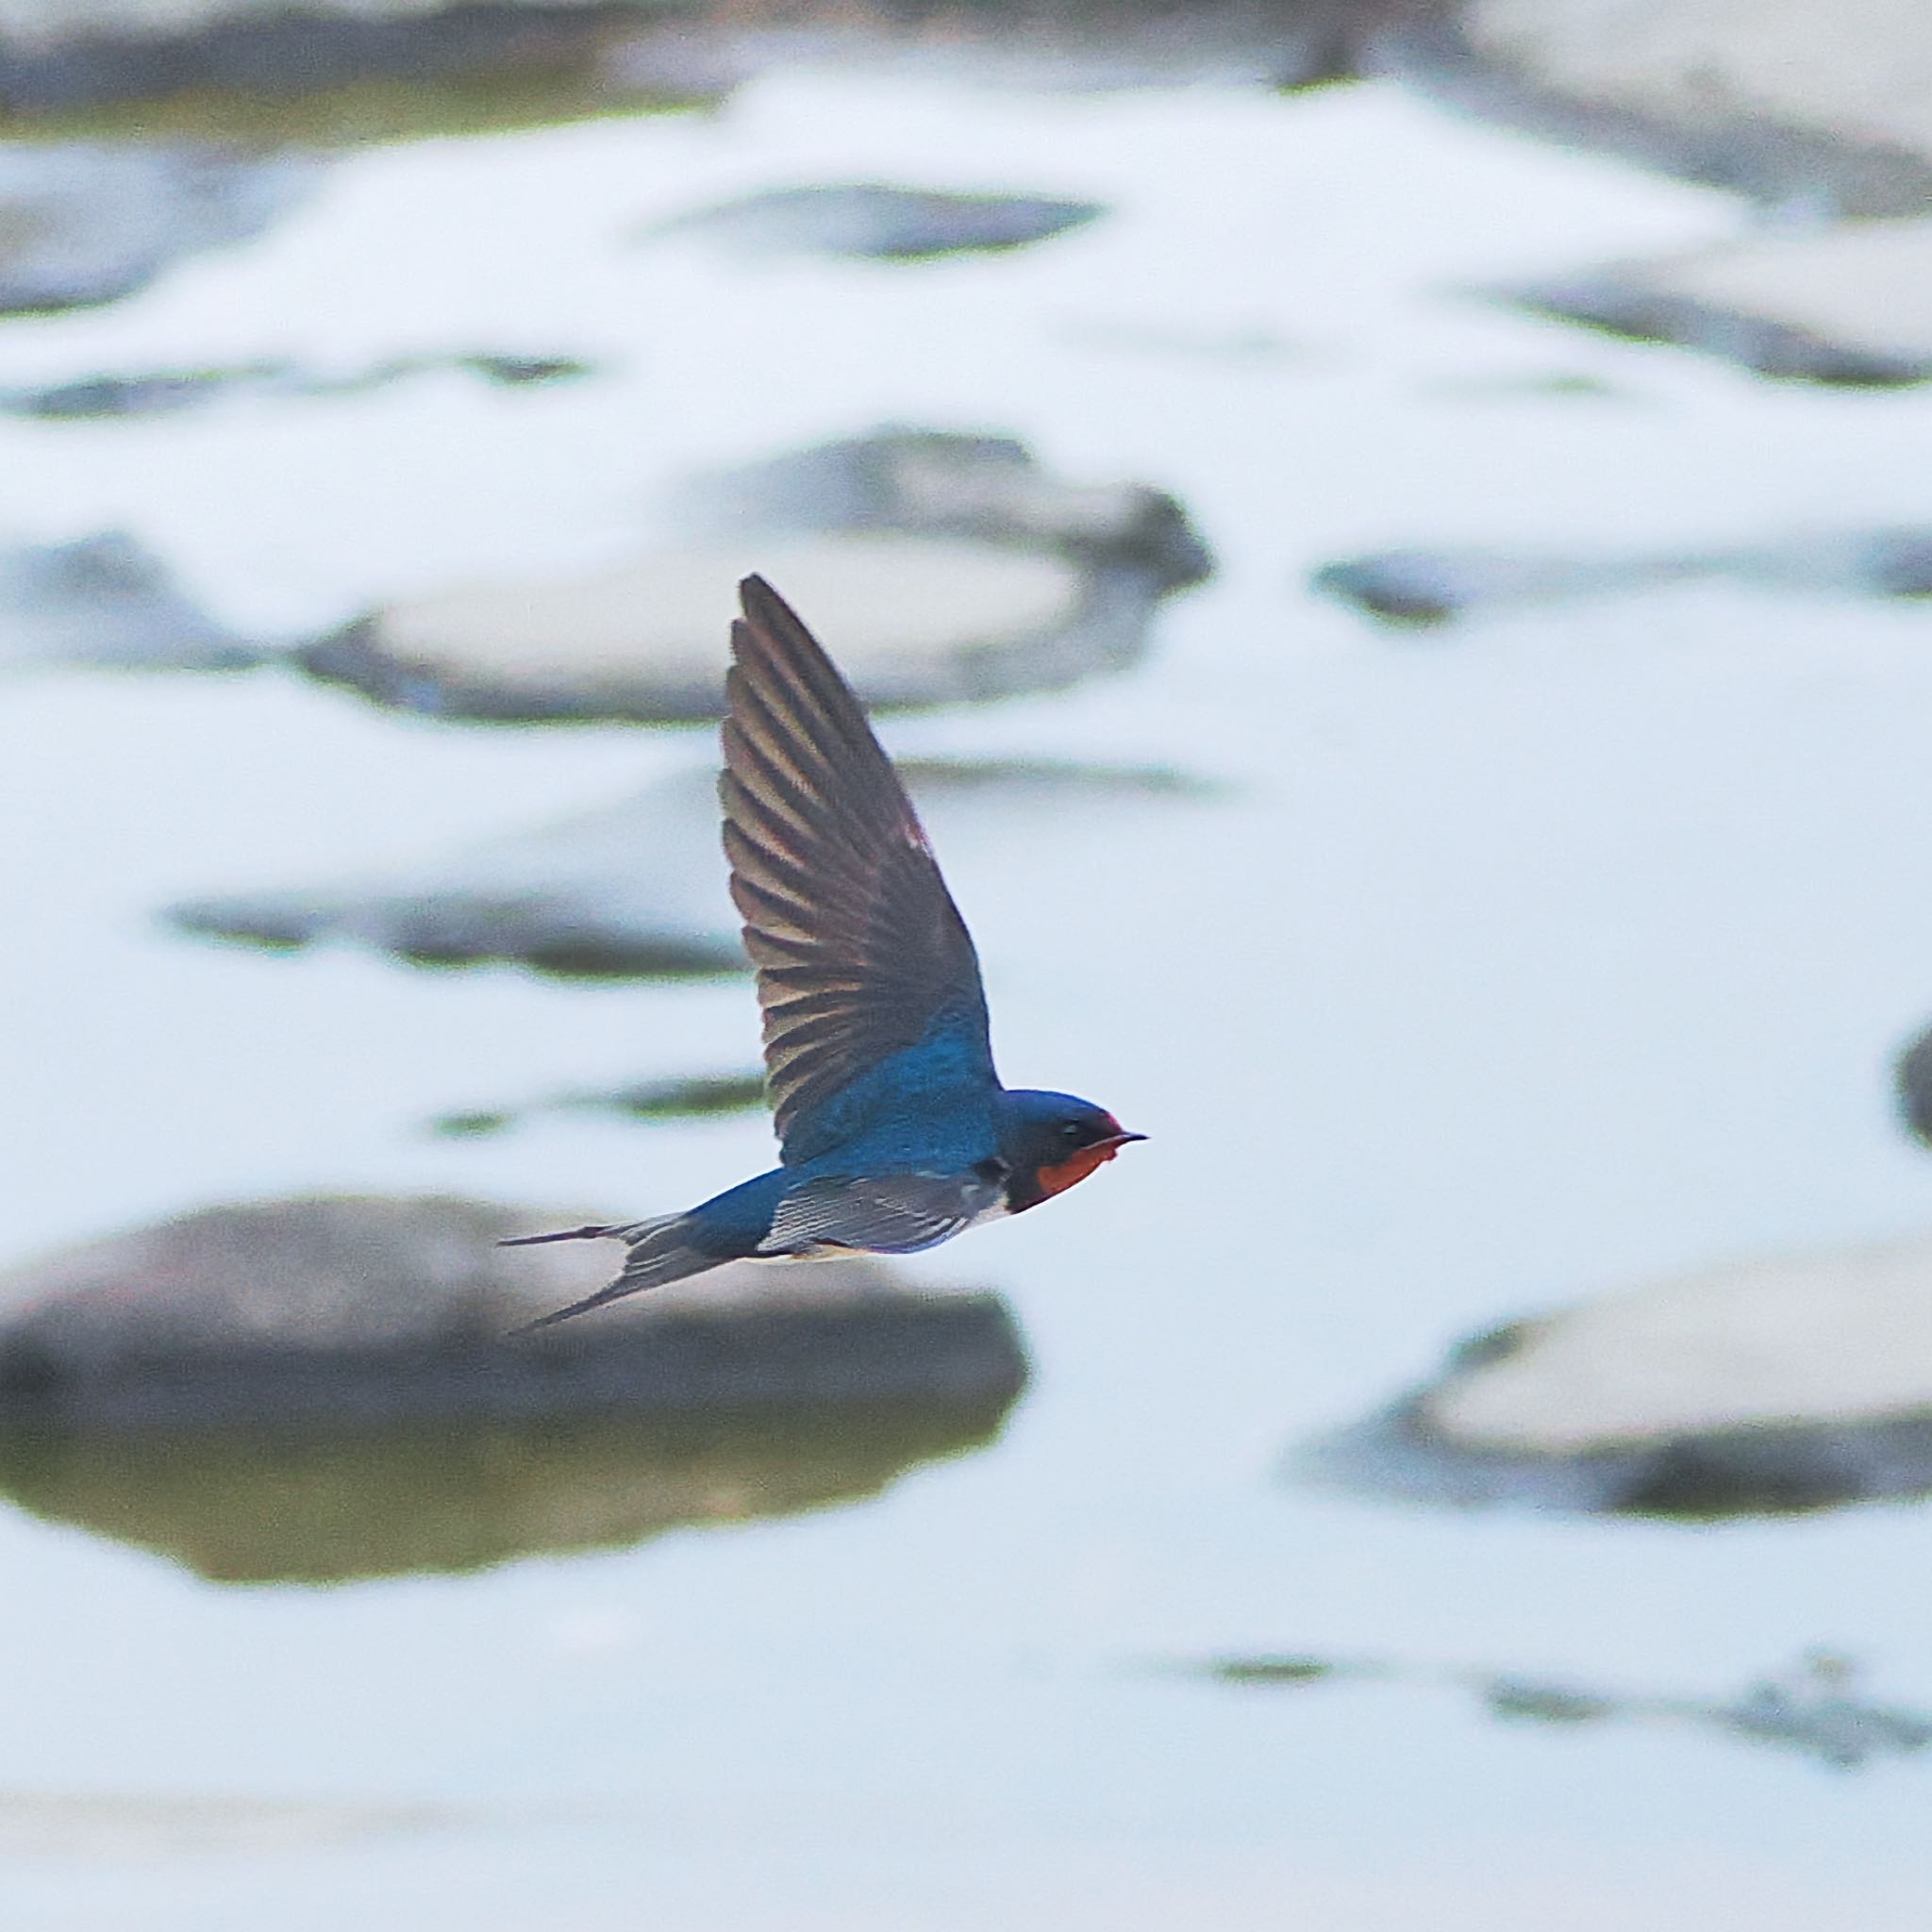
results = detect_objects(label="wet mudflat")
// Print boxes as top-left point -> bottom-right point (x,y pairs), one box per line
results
8,41 -> 1932,1932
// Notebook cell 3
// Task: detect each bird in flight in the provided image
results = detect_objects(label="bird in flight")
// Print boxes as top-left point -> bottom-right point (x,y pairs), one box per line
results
505,575 -> 1143,1330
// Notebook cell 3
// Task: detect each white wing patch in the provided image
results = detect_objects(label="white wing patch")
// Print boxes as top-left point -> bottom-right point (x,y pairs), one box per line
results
758,1172 -> 1004,1257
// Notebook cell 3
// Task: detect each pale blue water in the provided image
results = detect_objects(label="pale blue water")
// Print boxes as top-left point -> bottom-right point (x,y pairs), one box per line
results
5,70 -> 1932,1930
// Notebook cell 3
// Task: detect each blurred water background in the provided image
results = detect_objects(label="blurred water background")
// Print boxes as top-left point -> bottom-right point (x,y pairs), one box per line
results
8,3 -> 1932,1927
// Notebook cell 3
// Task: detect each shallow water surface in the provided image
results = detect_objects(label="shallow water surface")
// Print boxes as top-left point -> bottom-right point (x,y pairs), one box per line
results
5,66 -> 1932,1932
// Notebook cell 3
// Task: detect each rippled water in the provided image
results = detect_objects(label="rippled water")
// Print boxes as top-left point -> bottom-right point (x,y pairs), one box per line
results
7,65 -> 1932,1931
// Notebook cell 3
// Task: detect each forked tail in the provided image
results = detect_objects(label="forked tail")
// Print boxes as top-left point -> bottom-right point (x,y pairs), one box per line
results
498,1213 -> 727,1335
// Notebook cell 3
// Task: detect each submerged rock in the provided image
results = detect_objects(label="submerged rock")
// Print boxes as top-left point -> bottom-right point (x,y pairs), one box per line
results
167,758 -> 1208,976
300,429 -> 1211,724
0,142 -> 312,314
641,183 -> 1104,259
1193,1646 -> 1932,1772
1315,528 -> 1932,626
0,1194 -> 1029,1436
0,531 -> 260,671
1295,1233 -> 1932,1517
0,350 -> 593,421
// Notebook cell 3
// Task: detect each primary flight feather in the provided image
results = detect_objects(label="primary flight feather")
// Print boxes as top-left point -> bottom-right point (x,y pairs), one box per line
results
506,575 -> 1142,1330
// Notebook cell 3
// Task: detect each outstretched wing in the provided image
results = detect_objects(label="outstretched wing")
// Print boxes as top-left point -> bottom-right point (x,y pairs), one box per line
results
722,575 -> 996,1162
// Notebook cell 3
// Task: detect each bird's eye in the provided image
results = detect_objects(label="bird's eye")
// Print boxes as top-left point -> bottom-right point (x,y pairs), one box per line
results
1059,1122 -> 1087,1145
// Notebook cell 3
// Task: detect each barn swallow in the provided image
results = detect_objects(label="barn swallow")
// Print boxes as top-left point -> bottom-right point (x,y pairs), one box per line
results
505,574 -> 1142,1330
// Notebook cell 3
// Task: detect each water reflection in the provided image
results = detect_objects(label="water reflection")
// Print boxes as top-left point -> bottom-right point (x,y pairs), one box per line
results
0,1789 -> 454,1857
0,1398 -> 1017,1585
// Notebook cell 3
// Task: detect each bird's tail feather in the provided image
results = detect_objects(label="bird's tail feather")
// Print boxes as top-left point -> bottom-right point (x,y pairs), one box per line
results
497,1223 -> 620,1247
502,1213 -> 725,1336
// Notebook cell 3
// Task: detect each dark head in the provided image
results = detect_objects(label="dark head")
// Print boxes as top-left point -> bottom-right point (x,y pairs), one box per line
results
995,1090 -> 1145,1214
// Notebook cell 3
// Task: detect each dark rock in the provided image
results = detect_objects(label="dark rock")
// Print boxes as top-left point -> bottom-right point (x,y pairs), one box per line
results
641,183 -> 1104,259
0,142 -> 313,315
7,364 -> 293,420
1895,1024 -> 1932,1143
166,758 -> 1210,976
1506,269 -> 1932,388
1386,14 -> 1932,381
0,0 -> 1421,138
458,351 -> 593,386
608,0 -> 1404,96
297,428 -> 1212,725
672,429 -> 1213,593
1294,1234 -> 1932,1517
1311,548 -> 1693,626
0,5 -> 704,141
1481,1678 -> 1614,1724
430,1110 -> 517,1140
1295,1395 -> 1932,1518
0,531 -> 262,671
1859,530 -> 1932,597
0,1193 -> 1030,1436
1202,1656 -> 1344,1687
1387,12 -> 1932,219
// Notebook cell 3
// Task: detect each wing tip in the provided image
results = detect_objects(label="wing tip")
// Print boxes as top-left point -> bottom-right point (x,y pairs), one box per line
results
731,575 -> 793,680
733,575 -> 825,669
737,573 -> 789,637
